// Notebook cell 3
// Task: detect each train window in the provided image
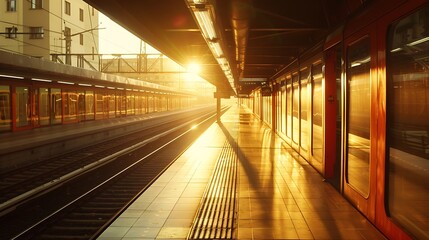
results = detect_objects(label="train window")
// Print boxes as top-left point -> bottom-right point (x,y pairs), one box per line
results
155,95 -> 160,112
135,95 -> 141,115
148,95 -> 154,113
77,91 -> 85,121
386,5 -> 429,239
300,68 -> 310,150
0,86 -> 11,132
281,80 -> 286,135
95,91 -> 104,119
51,88 -> 62,124
312,63 -> 323,162
127,94 -> 135,115
117,93 -> 126,116
15,86 -> 31,127
263,93 -> 272,126
64,90 -> 77,122
346,37 -> 371,197
108,94 -> 116,118
292,73 -> 300,144
142,95 -> 147,114
85,91 -> 95,120
286,76 -> 292,138
39,88 -> 50,125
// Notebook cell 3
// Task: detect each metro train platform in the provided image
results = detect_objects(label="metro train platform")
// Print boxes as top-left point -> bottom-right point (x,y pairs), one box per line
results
98,104 -> 386,240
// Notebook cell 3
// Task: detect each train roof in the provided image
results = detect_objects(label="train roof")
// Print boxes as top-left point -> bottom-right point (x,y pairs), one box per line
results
0,50 -> 195,96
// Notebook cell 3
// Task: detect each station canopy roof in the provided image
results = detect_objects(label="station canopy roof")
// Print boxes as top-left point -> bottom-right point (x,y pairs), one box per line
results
84,0 -> 352,96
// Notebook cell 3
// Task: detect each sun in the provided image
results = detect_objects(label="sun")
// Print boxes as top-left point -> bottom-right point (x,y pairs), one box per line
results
187,63 -> 201,74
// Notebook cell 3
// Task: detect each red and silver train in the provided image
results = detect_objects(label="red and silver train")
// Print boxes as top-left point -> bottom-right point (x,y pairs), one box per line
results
0,53 -> 210,133
241,1 -> 428,239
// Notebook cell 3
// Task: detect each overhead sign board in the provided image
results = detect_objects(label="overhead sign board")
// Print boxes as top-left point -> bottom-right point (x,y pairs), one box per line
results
239,78 -> 267,82
213,91 -> 231,99
261,86 -> 272,96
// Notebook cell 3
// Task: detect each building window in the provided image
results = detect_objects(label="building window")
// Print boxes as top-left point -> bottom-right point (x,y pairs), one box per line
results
30,0 -> 42,9
7,0 -> 17,12
79,8 -> 84,21
29,27 -> 44,39
79,33 -> 83,45
5,27 -> 18,38
65,1 -> 71,15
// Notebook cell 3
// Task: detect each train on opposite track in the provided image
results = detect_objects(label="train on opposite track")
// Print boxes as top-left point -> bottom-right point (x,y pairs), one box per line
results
0,50 -> 213,133
241,1 -> 429,239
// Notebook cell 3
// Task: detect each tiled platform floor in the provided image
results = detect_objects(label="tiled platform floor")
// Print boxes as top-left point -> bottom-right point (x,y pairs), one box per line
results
98,104 -> 386,240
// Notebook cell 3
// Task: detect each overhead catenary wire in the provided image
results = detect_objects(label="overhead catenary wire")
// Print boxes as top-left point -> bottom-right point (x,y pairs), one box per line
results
1,1 -> 146,56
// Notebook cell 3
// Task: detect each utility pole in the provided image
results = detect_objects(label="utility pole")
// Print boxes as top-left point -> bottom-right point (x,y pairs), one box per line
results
63,26 -> 103,65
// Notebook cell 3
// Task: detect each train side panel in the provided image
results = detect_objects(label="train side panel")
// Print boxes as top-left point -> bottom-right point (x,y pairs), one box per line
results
241,1 -> 429,239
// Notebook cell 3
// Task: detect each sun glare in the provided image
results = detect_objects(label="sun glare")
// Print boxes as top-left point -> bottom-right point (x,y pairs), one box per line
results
187,63 -> 201,74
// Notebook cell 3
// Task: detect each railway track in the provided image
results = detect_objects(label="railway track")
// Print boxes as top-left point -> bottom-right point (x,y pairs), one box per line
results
0,106 -> 226,239
0,106 -> 212,211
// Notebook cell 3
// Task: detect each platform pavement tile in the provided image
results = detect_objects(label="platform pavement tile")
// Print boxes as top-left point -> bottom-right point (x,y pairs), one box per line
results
141,186 -> 164,197
238,219 -> 252,228
133,196 -> 157,203
180,183 -> 207,197
152,197 -> 179,204
139,210 -> 171,220
123,227 -> 160,238
239,209 -> 251,220
134,216 -> 167,228
285,204 -> 302,212
237,227 -> 253,239
155,174 -> 175,183
168,209 -> 198,219
250,210 -> 292,220
147,202 -> 177,211
296,228 -> 315,239
174,197 -> 201,205
310,228 -> 379,240
156,227 -> 190,238
172,202 -> 198,211
157,190 -> 184,198
109,217 -> 138,227
292,218 -> 310,229
97,226 -> 130,238
250,202 -> 288,212
252,227 -> 299,239
251,219 -> 295,229
163,218 -> 193,227
250,197 -> 285,206
120,209 -> 146,218
126,201 -> 151,211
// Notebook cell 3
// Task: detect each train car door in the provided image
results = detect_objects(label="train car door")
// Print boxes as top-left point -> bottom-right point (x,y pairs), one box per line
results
12,85 -> 33,131
375,2 -> 429,239
0,85 -> 12,132
324,45 -> 343,190
342,24 -> 378,221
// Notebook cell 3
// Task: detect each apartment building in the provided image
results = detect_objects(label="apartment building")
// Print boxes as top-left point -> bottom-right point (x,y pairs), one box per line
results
1,0 -> 99,62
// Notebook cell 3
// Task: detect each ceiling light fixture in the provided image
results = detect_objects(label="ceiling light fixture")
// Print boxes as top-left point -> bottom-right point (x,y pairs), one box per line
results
194,10 -> 217,41
189,0 -> 236,95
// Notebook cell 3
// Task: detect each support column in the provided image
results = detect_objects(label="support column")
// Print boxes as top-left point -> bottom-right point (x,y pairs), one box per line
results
216,90 -> 221,122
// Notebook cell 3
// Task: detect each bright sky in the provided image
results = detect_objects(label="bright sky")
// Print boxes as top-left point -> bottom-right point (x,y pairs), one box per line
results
97,13 -> 214,91
98,14 -> 159,54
